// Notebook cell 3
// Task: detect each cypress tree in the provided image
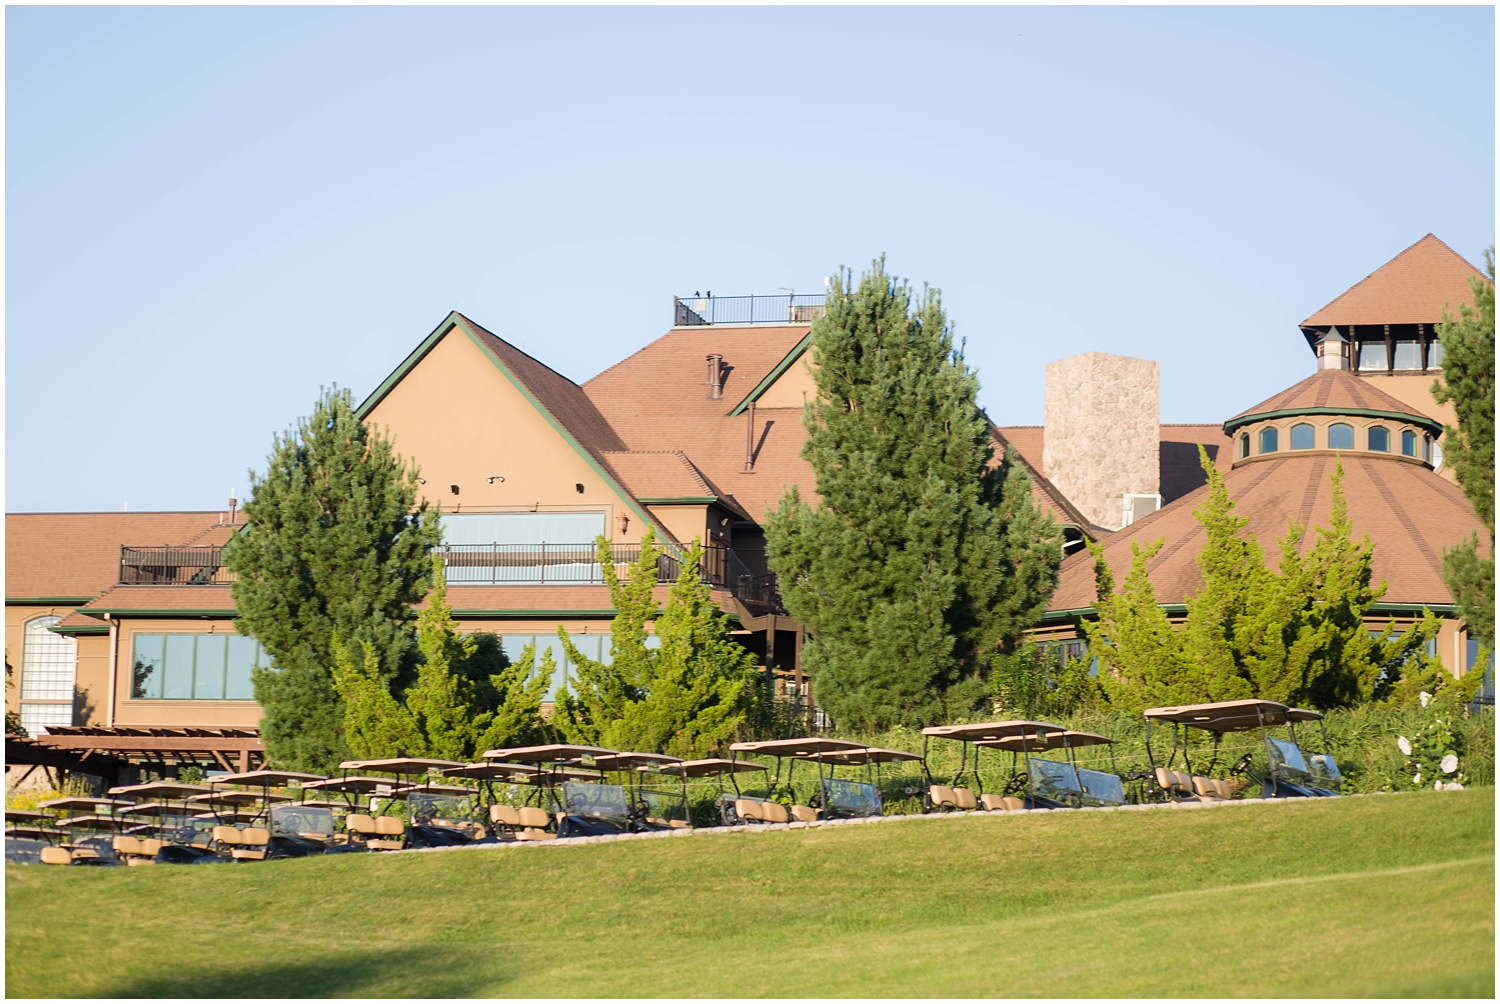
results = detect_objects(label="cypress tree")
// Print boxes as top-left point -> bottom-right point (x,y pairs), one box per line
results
1431,249 -> 1495,646
765,259 -> 1061,731
224,387 -> 442,772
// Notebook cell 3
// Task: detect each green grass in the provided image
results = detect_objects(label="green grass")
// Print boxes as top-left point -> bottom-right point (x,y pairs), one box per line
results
7,789 -> 1493,998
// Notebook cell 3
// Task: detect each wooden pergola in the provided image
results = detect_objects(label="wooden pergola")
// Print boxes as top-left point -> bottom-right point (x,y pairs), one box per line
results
17,726 -> 265,784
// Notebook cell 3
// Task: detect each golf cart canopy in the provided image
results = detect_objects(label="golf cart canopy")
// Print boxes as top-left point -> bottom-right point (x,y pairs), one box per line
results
1144,699 -> 1296,732
54,814 -> 142,831
38,796 -> 134,812
729,738 -> 871,757
978,730 -> 1114,753
482,744 -> 618,763
114,801 -> 200,818
211,770 -> 327,786
443,762 -> 548,781
921,721 -> 1066,742
107,781 -> 213,799
592,752 -> 684,771
814,746 -> 923,766
337,758 -> 466,774
302,776 -> 408,795
189,791 -> 292,806
389,783 -> 477,797
657,759 -> 769,778
4,809 -> 49,823
1288,708 -> 1324,723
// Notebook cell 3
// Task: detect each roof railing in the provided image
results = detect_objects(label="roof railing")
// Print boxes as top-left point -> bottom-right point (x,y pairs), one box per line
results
674,293 -> 826,327
120,546 -> 235,585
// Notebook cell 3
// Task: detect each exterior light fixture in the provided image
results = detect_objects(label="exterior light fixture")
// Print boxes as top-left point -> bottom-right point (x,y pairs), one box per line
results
487,476 -> 505,484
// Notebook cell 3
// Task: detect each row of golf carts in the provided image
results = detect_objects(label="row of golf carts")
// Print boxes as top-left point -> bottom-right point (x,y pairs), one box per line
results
5,699 -> 1342,866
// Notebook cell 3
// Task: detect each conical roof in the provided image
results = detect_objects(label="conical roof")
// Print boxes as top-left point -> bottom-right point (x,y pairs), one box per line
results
1302,234 -> 1487,328
1223,369 -> 1442,434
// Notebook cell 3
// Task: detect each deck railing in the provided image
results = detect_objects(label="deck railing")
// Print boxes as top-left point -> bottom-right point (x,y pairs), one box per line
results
120,546 -> 236,585
673,293 -> 826,326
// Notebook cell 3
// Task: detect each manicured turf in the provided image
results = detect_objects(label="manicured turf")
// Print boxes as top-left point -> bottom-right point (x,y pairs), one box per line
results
7,789 -> 1493,998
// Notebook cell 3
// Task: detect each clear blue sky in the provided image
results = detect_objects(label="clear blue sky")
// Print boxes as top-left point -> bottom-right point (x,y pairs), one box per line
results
6,6 -> 1494,513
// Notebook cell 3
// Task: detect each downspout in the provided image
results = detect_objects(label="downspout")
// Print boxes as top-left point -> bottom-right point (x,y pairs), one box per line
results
105,613 -> 118,728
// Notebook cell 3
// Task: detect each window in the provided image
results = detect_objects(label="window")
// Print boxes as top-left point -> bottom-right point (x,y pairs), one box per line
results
1467,639 -> 1494,704
1290,423 -> 1315,450
1401,429 -> 1417,456
439,512 -> 609,584
1328,423 -> 1354,450
1258,427 -> 1278,454
1368,426 -> 1389,452
131,633 -> 263,700
1356,341 -> 1387,371
1423,436 -> 1432,462
19,616 -> 76,734
495,632 -> 661,702
1428,341 -> 1445,369
1238,433 -> 1250,460
1391,340 -> 1422,371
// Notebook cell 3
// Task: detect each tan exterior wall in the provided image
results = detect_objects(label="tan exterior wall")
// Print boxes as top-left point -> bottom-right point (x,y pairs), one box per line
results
756,355 -> 817,410
643,504 -> 712,550
113,618 -> 261,729
1229,416 -> 1437,470
365,328 -> 647,542
1355,373 -> 1459,484
5,604 -> 110,730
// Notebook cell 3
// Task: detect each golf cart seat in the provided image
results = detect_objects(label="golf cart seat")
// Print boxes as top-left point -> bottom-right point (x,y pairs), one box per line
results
789,804 -> 818,823
39,846 -> 73,866
951,787 -> 978,810
979,793 -> 1025,811
1192,776 -> 1234,800
211,825 -> 243,852
928,785 -> 958,810
112,835 -> 163,864
514,806 -> 554,841
1154,768 -> 1197,800
232,827 -> 270,861
490,804 -> 520,834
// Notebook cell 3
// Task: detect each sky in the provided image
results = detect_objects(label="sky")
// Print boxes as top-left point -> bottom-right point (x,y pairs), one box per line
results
5,6 -> 1495,513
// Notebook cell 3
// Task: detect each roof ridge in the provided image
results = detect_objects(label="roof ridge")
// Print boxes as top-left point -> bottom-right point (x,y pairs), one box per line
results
455,313 -> 590,391
1301,233 -> 1489,327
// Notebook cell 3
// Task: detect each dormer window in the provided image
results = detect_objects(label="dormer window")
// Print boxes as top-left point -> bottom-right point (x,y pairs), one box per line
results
1291,423 -> 1315,450
1238,433 -> 1250,460
1259,427 -> 1279,454
1368,427 -> 1390,452
1428,341 -> 1445,369
1392,341 -> 1422,371
1423,436 -> 1432,462
1356,342 -> 1387,371
1402,429 -> 1418,457
1328,423 -> 1354,450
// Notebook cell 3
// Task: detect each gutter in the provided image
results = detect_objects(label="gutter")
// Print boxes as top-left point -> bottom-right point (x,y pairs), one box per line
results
105,614 -> 118,729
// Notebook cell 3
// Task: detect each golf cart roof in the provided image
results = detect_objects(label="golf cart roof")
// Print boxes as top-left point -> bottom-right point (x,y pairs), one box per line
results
6,825 -> 55,839
211,770 -> 327,785
1288,708 -> 1324,722
592,752 -> 684,770
729,738 -> 872,757
337,758 -> 466,774
481,744 -> 618,763
107,781 -> 213,799
1144,699 -> 1295,731
54,814 -> 143,831
302,776 -> 408,795
4,809 -> 49,823
444,762 -> 548,781
195,810 -> 263,824
815,746 -> 924,765
38,796 -> 133,812
189,791 -> 292,806
921,721 -> 1066,742
978,730 -> 1115,753
390,783 -> 477,797
294,799 -> 351,810
657,758 -> 770,778
116,801 -> 199,817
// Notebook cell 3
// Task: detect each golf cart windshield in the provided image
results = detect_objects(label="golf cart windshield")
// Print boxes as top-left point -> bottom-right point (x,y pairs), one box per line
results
1029,758 -> 1082,803
269,805 -> 335,839
1077,768 -> 1126,807
407,791 -> 474,827
821,778 -> 881,818
1266,738 -> 1310,781
635,788 -> 688,826
1307,751 -> 1342,791
562,780 -> 629,821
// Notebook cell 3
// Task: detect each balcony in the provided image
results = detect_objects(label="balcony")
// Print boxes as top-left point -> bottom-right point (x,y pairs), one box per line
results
674,292 -> 826,327
120,546 -> 235,585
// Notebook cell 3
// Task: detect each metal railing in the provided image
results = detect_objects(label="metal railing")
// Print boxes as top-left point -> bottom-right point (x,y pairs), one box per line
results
120,546 -> 235,585
674,293 -> 826,326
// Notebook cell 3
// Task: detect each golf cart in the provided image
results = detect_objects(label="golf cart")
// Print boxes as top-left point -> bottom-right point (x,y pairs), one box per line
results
482,744 -> 621,839
593,752 -> 691,831
107,780 -> 222,864
729,738 -> 921,822
335,758 -> 481,849
978,730 -> 1126,810
195,769 -> 328,860
654,759 -> 770,826
1143,699 -> 1339,801
920,721 -> 1067,812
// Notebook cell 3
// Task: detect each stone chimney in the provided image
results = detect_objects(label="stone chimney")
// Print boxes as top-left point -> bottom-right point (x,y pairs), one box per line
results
1318,327 -> 1351,371
1043,352 -> 1160,531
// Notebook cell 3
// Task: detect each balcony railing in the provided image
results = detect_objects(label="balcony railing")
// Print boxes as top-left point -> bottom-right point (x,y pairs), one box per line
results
674,293 -> 826,327
116,541 -> 787,616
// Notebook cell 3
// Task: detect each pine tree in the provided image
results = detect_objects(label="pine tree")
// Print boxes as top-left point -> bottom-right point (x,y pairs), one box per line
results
1432,248 -> 1495,646
765,259 -> 1061,731
327,635 -> 425,760
405,558 -> 481,761
224,387 -> 442,772
1080,538 -> 1195,710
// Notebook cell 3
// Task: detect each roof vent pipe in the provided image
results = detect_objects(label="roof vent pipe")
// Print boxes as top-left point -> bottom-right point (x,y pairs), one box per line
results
706,354 -> 724,399
743,400 -> 757,473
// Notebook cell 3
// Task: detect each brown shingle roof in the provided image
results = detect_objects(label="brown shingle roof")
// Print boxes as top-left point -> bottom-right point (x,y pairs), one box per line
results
1224,369 -> 1441,432
1301,234 -> 1488,327
994,424 -> 1235,508
75,585 -> 237,615
601,451 -> 714,498
5,512 -> 235,601
1048,452 -> 1487,612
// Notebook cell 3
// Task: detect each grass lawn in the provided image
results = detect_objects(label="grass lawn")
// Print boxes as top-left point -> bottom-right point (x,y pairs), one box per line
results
6,788 -> 1493,998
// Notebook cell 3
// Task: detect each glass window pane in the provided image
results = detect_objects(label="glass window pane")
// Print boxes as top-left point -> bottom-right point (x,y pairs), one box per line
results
194,635 -> 227,700
19,703 -> 73,736
1356,341 -> 1387,371
162,636 -> 196,699
225,636 -> 259,700
131,634 -> 164,699
1238,434 -> 1249,459
21,617 -> 76,701
1428,341 -> 1445,369
1328,423 -> 1354,450
1392,341 -> 1421,370
440,512 -> 607,545
1290,424 -> 1315,450
1259,427 -> 1278,453
1423,436 -> 1432,462
1402,430 -> 1417,456
1368,427 -> 1390,452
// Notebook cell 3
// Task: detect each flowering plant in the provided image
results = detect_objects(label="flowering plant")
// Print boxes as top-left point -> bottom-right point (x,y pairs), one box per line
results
1396,705 -> 1467,791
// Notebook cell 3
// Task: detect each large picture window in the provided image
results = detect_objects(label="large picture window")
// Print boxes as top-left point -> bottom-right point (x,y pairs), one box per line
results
495,632 -> 661,702
1356,341 -> 1387,371
131,633 -> 263,700
1328,423 -> 1354,450
19,616 -> 76,735
439,512 -> 608,584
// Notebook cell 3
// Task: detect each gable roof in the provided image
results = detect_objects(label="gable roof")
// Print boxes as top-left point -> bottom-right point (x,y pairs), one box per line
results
1301,234 -> 1488,331
1224,368 -> 1442,435
5,512 -> 234,602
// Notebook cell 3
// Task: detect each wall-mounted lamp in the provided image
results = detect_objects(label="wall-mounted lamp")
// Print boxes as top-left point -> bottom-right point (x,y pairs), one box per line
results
487,476 -> 505,484
616,514 -> 629,535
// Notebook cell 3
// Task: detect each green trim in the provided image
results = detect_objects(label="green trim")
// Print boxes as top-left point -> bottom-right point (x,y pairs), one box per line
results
50,625 -> 108,636
728,333 -> 812,417
85,609 -> 238,618
1224,406 -> 1442,436
638,496 -> 718,505
451,609 -> 652,619
1041,601 -> 1451,624
5,596 -> 93,606
353,312 -> 668,546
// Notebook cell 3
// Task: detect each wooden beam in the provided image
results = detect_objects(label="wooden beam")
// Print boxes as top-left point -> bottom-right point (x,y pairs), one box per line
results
209,749 -> 233,772
238,749 -> 250,772
36,736 -> 262,753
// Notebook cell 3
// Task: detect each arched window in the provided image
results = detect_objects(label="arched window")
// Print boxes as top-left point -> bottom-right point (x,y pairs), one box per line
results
1328,423 -> 1354,450
1290,423 -> 1315,450
1423,436 -> 1432,462
1368,426 -> 1390,452
1401,429 -> 1417,456
20,615 -> 76,736
1259,427 -> 1278,454
1238,433 -> 1250,460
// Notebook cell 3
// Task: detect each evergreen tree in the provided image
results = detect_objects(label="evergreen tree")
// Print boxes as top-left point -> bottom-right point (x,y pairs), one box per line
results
405,559 -> 482,761
1431,248 -> 1495,646
224,387 -> 442,772
327,635 -> 424,760
765,259 -> 1061,731
1080,538 -> 1195,710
